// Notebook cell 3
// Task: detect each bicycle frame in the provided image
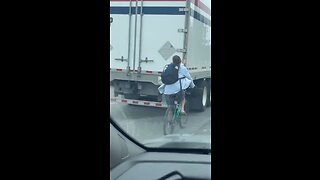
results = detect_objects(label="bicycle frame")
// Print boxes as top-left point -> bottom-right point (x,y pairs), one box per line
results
163,95 -> 188,135
172,101 -> 181,122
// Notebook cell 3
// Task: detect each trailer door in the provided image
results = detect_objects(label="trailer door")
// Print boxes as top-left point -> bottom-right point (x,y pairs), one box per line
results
110,0 -> 138,73
133,0 -> 188,74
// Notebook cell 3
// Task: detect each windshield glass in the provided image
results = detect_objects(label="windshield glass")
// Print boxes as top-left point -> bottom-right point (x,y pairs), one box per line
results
110,0 -> 211,150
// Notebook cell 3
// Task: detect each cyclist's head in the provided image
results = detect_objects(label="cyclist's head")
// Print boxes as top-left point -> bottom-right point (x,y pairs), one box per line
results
172,55 -> 181,66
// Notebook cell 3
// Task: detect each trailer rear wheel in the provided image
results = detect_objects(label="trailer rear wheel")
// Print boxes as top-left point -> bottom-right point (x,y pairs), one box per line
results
206,80 -> 211,107
191,80 -> 207,112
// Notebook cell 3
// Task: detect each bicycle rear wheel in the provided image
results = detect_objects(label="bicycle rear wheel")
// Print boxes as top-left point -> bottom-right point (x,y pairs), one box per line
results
163,107 -> 174,135
179,100 -> 189,129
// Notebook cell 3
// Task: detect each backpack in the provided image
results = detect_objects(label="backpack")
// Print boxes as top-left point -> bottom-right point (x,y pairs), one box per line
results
161,63 -> 179,85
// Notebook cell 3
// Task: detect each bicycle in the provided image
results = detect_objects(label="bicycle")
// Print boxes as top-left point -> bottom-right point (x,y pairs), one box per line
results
163,91 -> 190,135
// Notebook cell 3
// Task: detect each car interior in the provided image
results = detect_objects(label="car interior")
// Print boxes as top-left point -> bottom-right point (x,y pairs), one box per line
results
110,118 -> 211,180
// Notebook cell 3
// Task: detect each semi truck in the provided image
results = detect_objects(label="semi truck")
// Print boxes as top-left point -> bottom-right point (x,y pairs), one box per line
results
110,0 -> 211,112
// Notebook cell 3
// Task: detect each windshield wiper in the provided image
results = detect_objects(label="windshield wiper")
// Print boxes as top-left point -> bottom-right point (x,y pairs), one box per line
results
157,170 -> 211,180
157,170 -> 184,180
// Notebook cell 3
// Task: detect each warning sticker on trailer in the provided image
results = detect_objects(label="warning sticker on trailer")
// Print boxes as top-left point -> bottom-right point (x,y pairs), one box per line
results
158,41 -> 176,61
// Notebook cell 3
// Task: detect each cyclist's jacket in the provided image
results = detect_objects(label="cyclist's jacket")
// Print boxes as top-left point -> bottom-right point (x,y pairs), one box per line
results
158,63 -> 195,95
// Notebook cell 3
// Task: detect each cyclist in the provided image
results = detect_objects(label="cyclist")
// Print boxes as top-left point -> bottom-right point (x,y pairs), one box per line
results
158,55 -> 195,114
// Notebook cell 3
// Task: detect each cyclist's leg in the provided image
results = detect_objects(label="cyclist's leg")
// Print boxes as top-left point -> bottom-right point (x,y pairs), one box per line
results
165,94 -> 175,121
164,94 -> 176,135
180,90 -> 186,113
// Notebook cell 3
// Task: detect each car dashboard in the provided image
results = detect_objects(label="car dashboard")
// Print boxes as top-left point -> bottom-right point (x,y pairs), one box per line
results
111,152 -> 211,180
110,120 -> 211,180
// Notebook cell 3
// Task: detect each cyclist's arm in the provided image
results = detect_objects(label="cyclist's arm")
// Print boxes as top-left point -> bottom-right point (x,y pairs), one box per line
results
180,66 -> 192,80
181,66 -> 195,88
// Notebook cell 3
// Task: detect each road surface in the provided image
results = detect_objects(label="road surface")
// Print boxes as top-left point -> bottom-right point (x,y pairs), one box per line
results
110,86 -> 211,144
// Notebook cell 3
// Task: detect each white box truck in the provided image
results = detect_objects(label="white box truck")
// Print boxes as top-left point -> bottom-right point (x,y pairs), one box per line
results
110,0 -> 211,111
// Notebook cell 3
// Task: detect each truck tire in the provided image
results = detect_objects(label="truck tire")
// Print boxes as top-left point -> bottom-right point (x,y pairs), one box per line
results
191,80 -> 208,112
206,80 -> 211,107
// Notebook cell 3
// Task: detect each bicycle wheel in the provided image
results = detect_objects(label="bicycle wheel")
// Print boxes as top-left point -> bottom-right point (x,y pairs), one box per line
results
179,100 -> 189,129
163,107 -> 174,135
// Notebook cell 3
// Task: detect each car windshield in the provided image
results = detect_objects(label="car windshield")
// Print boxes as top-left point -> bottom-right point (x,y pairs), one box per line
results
110,0 -> 211,151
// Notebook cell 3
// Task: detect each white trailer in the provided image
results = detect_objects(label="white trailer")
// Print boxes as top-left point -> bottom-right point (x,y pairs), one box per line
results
110,0 -> 211,111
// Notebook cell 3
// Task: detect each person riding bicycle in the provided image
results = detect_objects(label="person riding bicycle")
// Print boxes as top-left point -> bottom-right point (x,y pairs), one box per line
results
158,55 -> 195,114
